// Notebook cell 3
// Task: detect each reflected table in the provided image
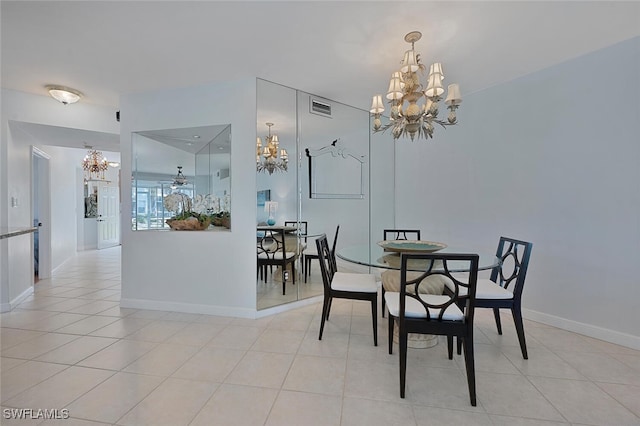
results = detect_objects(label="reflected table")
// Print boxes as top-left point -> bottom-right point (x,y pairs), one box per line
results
257,226 -> 322,283
338,243 -> 500,348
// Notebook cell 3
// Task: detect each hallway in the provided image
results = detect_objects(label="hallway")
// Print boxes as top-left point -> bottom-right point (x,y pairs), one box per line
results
1,247 -> 640,425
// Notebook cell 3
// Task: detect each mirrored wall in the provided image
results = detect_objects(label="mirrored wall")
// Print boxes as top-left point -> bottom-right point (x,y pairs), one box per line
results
257,79 -> 388,310
132,124 -> 231,231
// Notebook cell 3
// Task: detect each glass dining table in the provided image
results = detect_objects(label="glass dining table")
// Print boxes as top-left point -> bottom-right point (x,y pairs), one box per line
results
337,242 -> 501,272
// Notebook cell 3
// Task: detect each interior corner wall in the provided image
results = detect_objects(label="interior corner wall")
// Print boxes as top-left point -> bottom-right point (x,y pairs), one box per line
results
119,79 -> 258,317
395,37 -> 640,348
0,89 -> 119,309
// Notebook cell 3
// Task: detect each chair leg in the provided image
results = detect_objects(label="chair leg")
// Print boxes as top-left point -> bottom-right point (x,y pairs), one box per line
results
447,336 -> 454,359
457,336 -> 462,355
387,315 -> 394,354
461,334 -> 477,406
399,328 -> 408,398
318,296 -> 330,340
370,298 -> 378,346
304,257 -> 309,283
326,297 -> 333,320
381,286 -> 386,318
511,306 -> 528,359
493,308 -> 503,335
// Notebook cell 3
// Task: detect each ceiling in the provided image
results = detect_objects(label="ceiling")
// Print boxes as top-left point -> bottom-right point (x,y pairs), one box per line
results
2,1 -> 639,149
136,124 -> 230,155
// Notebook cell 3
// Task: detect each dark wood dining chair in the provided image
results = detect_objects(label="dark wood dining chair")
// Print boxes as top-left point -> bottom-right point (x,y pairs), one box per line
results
384,252 -> 479,404
447,236 -> 533,359
383,229 -> 421,241
316,233 -> 378,345
303,225 -> 339,283
381,229 -> 421,317
257,228 -> 297,295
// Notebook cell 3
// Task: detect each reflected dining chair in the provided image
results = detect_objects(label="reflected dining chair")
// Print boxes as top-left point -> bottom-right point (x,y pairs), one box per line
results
447,236 -> 533,359
383,229 -> 421,241
257,228 -> 297,295
285,220 -> 308,278
316,233 -> 378,345
384,252 -> 479,404
381,229 -> 421,318
303,225 -> 339,283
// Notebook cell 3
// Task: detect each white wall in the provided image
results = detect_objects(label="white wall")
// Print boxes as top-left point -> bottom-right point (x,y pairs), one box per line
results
395,37 -> 640,348
120,79 -> 258,316
0,89 -> 118,309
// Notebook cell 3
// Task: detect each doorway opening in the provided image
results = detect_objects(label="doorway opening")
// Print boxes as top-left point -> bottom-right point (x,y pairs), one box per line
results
31,146 -> 52,282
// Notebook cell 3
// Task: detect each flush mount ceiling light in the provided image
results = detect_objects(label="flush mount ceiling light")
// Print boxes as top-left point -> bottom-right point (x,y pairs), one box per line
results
370,31 -> 462,141
46,85 -> 83,105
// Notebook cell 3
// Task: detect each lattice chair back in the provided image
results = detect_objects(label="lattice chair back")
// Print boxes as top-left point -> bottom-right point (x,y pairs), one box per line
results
284,220 -> 308,236
490,237 -> 533,300
399,253 -> 479,324
257,228 -> 288,259
384,229 -> 421,241
315,234 -> 336,293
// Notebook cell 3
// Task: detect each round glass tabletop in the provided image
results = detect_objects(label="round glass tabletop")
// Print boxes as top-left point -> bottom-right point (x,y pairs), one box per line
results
337,243 -> 500,272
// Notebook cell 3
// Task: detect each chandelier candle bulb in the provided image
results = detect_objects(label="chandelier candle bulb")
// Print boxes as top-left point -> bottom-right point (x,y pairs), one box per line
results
386,77 -> 404,100
370,95 -> 385,131
370,95 -> 384,113
445,84 -> 462,106
401,50 -> 419,73
429,63 -> 445,79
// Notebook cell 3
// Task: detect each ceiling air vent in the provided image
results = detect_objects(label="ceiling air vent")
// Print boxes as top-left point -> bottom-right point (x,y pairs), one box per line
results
310,98 -> 332,118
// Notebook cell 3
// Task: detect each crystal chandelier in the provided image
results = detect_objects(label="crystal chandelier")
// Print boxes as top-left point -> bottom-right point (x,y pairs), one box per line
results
256,122 -> 288,175
371,31 -> 462,141
82,148 -> 108,180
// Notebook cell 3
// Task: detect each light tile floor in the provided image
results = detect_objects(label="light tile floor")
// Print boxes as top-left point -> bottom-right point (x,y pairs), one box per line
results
1,247 -> 639,425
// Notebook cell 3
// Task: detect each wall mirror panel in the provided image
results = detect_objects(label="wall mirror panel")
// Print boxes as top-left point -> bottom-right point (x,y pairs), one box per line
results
132,124 -> 231,231
256,78 -> 372,311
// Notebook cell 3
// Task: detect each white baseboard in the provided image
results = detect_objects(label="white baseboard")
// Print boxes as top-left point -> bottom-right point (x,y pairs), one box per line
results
1,286 -> 34,312
120,295 -> 325,320
120,298 -> 258,319
256,295 -> 323,318
523,308 -> 640,351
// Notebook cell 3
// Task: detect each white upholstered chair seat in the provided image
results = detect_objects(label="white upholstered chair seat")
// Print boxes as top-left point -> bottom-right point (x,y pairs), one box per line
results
445,278 -> 513,299
384,292 -> 464,321
257,251 -> 296,260
332,271 -> 377,293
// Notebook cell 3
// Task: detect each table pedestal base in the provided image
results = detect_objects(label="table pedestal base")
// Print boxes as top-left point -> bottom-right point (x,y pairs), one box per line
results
392,322 -> 438,348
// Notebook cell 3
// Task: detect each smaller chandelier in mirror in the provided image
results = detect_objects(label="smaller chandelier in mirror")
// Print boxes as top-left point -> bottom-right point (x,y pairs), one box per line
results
371,31 -> 462,141
171,166 -> 188,189
82,148 -> 108,180
256,122 -> 288,175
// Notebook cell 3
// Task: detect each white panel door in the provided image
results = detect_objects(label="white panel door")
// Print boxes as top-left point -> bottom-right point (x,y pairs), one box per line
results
97,182 -> 120,249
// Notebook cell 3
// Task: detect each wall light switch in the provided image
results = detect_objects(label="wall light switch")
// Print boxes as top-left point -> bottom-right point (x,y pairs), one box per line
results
11,196 -> 18,207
